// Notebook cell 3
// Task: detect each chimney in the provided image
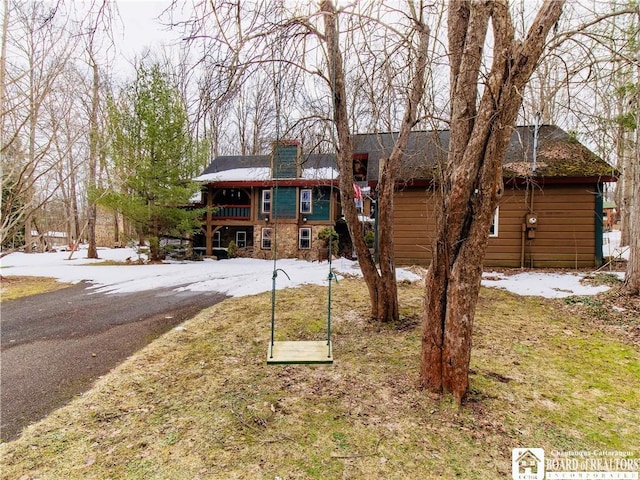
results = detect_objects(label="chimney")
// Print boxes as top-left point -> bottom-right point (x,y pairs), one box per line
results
272,139 -> 301,179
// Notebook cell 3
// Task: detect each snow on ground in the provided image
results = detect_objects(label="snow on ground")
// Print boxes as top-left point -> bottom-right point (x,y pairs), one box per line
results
480,271 -> 622,299
0,230 -> 627,299
603,229 -> 629,261
480,230 -> 627,299
0,247 -> 415,298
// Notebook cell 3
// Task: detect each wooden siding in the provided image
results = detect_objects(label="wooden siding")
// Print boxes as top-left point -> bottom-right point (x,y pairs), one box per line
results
273,187 -> 297,219
306,187 -> 332,221
393,185 -> 600,268
273,144 -> 299,178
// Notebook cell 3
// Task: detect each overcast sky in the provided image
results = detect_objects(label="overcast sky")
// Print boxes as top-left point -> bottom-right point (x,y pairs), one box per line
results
112,0 -> 185,77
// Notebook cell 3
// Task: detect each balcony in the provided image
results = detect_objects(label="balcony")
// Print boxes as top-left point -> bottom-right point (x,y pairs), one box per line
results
212,204 -> 251,220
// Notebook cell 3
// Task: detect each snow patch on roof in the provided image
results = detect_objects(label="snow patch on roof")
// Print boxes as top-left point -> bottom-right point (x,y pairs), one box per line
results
194,167 -> 271,182
301,167 -> 339,180
195,167 -> 340,182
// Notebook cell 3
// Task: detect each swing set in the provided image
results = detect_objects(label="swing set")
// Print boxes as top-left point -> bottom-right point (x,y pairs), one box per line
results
265,153 -> 336,365
265,7 -> 342,365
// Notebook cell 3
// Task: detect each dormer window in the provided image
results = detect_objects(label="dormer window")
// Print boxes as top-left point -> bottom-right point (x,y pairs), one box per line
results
353,154 -> 368,182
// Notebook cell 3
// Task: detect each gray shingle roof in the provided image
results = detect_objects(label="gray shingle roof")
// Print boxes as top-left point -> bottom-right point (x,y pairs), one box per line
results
200,153 -> 336,176
199,125 -> 614,182
354,125 -> 614,181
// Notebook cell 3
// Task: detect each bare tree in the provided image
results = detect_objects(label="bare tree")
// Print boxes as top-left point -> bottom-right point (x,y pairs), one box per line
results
1,1 -> 77,251
80,0 -> 116,258
47,65 -> 86,245
520,2 -> 639,292
192,61 -> 235,160
232,76 -> 274,155
180,1 -> 434,322
420,0 -> 565,404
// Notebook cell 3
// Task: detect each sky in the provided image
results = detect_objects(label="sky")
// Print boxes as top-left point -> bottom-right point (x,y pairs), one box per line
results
111,0 -> 185,78
0,231 -> 627,300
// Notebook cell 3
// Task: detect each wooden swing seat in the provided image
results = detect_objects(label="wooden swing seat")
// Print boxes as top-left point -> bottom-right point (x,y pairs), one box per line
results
267,340 -> 333,365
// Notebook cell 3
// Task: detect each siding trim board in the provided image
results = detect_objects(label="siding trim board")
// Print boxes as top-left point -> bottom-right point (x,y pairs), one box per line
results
594,187 -> 604,266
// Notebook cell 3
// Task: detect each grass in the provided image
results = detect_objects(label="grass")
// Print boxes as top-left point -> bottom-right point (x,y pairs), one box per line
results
0,276 -> 71,301
1,279 -> 638,479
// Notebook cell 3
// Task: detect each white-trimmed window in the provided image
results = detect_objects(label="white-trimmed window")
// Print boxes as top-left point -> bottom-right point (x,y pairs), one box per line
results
261,228 -> 272,249
213,230 -> 221,248
236,231 -> 246,248
299,227 -> 311,249
489,207 -> 499,237
261,189 -> 272,214
300,189 -> 312,214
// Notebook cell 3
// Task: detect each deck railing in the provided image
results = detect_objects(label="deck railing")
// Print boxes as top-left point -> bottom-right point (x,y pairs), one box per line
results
212,204 -> 251,219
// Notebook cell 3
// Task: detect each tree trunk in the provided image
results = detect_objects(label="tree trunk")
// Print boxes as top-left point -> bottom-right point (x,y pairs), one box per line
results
86,51 -> 99,258
625,149 -> 640,294
113,211 -> 120,245
420,0 -> 565,404
624,13 -> 640,294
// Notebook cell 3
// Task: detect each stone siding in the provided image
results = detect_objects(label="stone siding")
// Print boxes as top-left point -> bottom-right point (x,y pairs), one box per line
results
252,223 -> 329,260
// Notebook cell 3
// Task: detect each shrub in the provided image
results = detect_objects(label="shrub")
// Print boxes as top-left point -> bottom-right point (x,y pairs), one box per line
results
364,230 -> 375,248
227,240 -> 238,258
318,227 -> 339,256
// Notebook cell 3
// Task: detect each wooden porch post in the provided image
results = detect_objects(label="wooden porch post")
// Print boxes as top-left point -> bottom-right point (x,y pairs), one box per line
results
206,186 -> 213,256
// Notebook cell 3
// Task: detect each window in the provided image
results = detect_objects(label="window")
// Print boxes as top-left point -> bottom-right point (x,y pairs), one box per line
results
300,189 -> 312,214
489,207 -> 499,237
299,227 -> 311,249
213,230 -> 221,248
261,189 -> 271,214
236,231 -> 247,248
353,155 -> 368,182
261,228 -> 272,249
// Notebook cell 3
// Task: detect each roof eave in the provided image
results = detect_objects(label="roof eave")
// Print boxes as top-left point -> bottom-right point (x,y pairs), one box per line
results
200,179 -> 341,188
367,174 -> 617,189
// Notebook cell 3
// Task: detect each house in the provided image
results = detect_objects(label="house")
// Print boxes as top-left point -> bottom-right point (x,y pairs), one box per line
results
602,200 -> 618,231
29,230 -> 69,250
354,125 -> 617,268
193,140 -> 340,260
195,126 -> 615,267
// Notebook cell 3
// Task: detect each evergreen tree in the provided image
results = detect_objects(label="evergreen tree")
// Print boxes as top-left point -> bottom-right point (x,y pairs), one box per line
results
103,63 -> 206,261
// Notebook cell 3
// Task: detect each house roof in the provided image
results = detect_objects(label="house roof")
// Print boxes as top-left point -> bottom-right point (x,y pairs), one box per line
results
353,125 -> 616,183
196,125 -> 615,186
196,153 -> 338,183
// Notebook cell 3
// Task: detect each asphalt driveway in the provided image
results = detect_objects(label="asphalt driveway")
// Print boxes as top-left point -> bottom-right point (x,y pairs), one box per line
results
0,282 -> 226,442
